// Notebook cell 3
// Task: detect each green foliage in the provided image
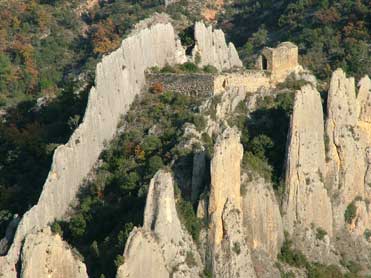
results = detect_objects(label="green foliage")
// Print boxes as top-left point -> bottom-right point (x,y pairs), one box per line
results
316,227 -> 327,241
185,251 -> 197,268
364,229 -> 371,241
344,201 -> 357,224
240,92 -> 294,187
56,89 -> 207,278
202,65 -> 218,74
232,242 -> 241,255
176,199 -> 202,242
307,263 -> 343,278
278,233 -> 308,268
223,0 -> 371,79
51,221 -> 63,237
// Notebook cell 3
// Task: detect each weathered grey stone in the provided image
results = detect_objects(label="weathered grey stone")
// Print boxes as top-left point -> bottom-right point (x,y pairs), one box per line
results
284,84 -> 333,236
116,228 -> 169,278
251,250 -> 281,278
213,200 -> 256,278
325,69 -> 371,230
117,170 -> 203,278
0,216 -> 19,256
242,174 -> 284,259
20,228 -> 88,278
0,18 -> 186,277
192,22 -> 242,71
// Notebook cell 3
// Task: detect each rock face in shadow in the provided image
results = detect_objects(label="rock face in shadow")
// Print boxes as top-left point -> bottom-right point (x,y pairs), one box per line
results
117,170 -> 203,278
0,17 -> 186,277
241,174 -> 283,259
284,85 -> 333,236
192,21 -> 242,71
20,228 -> 88,278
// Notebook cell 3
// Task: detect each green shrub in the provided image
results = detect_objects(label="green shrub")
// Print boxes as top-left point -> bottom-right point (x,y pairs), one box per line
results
176,199 -> 201,242
232,242 -> 241,255
50,221 -> 63,236
242,152 -> 272,181
179,62 -> 199,73
202,65 -> 218,74
146,155 -> 164,177
364,229 -> 371,241
344,201 -> 357,224
278,233 -> 308,268
185,251 -> 197,268
316,227 -> 327,241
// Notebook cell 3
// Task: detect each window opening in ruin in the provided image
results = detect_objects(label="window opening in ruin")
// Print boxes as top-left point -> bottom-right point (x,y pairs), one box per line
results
262,55 -> 268,70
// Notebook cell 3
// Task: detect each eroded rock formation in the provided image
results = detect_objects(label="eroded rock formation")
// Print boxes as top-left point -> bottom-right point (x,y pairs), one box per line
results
192,22 -> 242,71
0,18 -> 186,277
325,69 -> 371,231
213,200 -> 256,278
208,127 -> 243,247
117,170 -> 203,278
284,84 -> 333,236
20,228 -> 88,278
241,174 -> 284,259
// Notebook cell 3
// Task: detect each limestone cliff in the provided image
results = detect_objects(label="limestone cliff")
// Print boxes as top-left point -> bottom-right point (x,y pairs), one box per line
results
0,18 -> 186,277
213,200 -> 256,278
208,127 -> 243,247
192,21 -> 242,71
325,69 -> 371,231
20,228 -> 88,278
117,170 -> 203,278
284,84 -> 333,236
241,174 -> 284,259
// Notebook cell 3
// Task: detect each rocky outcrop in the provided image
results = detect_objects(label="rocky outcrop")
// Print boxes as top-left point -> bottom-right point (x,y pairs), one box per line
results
208,127 -> 243,247
284,85 -> 333,236
117,170 -> 203,278
20,228 -> 88,278
241,174 -> 284,259
116,228 -> 169,278
192,22 -> 242,71
0,18 -> 186,277
213,200 -> 256,278
325,69 -> 371,230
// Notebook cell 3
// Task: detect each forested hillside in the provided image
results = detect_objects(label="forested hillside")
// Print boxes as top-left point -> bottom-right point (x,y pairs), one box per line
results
221,0 -> 370,80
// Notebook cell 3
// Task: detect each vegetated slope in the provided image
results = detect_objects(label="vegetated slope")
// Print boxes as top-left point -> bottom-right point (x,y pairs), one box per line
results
55,86 -> 208,278
0,0 -> 189,238
220,0 -> 370,80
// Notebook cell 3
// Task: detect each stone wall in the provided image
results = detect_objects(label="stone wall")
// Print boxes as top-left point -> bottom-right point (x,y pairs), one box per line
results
146,72 -> 215,97
214,70 -> 272,94
0,19 -> 186,278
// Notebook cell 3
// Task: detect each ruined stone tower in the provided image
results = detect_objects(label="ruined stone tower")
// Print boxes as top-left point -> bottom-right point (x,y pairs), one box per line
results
257,42 -> 299,82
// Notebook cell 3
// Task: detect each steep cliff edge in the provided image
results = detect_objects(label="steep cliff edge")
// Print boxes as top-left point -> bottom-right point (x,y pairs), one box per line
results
325,69 -> 371,231
116,170 -> 202,278
0,18 -> 186,277
20,228 -> 88,278
242,174 -> 284,259
284,84 -> 333,236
